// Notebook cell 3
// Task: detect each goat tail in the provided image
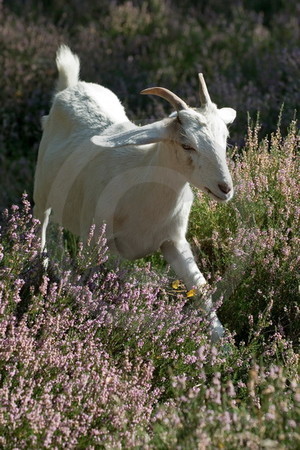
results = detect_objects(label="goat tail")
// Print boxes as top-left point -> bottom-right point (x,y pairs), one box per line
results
56,45 -> 80,92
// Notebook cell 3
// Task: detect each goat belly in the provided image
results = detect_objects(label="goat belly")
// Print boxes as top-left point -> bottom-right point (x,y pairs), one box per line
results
111,233 -> 159,260
108,217 -> 164,260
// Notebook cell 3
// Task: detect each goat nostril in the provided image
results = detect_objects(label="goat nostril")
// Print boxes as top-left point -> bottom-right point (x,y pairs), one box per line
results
218,183 -> 231,194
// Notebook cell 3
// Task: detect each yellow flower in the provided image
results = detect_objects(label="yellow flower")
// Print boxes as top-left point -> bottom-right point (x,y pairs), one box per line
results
187,289 -> 197,298
172,279 -> 180,289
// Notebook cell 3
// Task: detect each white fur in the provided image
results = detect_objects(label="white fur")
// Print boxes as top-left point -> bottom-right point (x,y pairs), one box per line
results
34,45 -> 236,341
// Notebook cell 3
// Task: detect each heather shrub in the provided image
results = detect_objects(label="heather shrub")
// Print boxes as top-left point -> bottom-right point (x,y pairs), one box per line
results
0,194 -> 299,448
189,120 -> 300,344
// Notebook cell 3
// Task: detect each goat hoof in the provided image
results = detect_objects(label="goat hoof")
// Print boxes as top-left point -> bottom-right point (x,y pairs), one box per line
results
39,249 -> 49,271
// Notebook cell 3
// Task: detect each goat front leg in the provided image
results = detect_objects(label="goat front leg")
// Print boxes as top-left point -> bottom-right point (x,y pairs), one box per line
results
161,239 -> 224,342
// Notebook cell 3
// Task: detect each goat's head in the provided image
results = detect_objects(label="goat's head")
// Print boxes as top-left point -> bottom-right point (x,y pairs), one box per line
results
92,74 -> 236,202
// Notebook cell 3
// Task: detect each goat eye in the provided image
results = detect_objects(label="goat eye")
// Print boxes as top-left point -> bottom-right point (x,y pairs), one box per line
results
182,144 -> 196,152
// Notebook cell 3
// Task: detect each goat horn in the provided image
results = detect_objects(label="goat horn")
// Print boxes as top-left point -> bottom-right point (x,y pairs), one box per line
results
198,73 -> 211,106
140,87 -> 188,111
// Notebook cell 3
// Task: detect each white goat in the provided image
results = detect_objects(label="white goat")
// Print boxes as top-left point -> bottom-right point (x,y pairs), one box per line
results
34,45 -> 236,341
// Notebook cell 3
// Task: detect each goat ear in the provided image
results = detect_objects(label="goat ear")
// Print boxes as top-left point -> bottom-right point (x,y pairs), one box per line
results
91,118 -> 177,148
218,107 -> 236,125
